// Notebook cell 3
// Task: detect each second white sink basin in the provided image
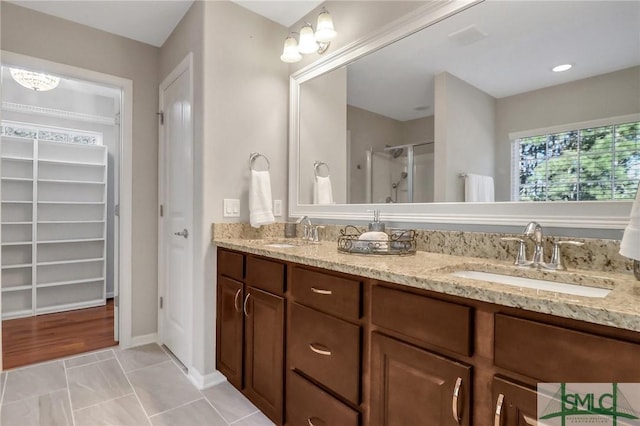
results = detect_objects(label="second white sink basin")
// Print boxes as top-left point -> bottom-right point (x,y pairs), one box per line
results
451,270 -> 611,298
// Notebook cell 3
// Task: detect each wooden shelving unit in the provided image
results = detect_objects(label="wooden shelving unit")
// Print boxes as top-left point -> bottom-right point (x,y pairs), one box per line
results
1,135 -> 107,319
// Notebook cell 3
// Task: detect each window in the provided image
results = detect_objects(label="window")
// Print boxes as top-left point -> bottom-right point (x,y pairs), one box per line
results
512,120 -> 640,201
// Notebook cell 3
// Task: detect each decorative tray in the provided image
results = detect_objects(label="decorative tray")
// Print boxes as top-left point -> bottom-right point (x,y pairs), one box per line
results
337,225 -> 416,255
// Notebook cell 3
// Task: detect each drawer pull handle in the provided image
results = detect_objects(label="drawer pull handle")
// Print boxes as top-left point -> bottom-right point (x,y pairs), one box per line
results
523,415 -> 538,426
311,287 -> 332,295
452,377 -> 462,425
233,289 -> 241,312
307,417 -> 324,426
494,393 -> 504,426
309,343 -> 332,356
243,293 -> 250,317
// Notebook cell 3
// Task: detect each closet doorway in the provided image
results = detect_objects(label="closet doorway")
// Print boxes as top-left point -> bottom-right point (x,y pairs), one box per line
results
0,54 -> 133,369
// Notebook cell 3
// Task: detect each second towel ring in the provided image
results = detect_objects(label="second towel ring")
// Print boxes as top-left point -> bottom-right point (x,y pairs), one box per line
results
250,152 -> 270,171
314,160 -> 330,178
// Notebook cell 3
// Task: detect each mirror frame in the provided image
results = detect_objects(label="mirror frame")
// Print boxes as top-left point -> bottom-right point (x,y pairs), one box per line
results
288,0 -> 633,230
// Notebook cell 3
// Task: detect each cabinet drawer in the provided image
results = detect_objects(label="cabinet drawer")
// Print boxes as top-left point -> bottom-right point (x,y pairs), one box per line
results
291,266 -> 361,321
217,249 -> 244,281
287,372 -> 359,426
246,256 -> 285,295
492,376 -> 537,426
372,286 -> 473,356
289,302 -> 361,404
495,314 -> 640,382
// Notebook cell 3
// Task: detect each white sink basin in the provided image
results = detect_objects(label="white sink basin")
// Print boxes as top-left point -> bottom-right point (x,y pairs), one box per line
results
451,270 -> 611,298
263,243 -> 297,249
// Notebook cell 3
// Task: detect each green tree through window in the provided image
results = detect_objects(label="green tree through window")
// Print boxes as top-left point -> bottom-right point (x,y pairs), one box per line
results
516,121 -> 640,201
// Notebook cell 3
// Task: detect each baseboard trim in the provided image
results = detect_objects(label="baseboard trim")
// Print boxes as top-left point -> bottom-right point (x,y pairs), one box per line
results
127,333 -> 158,348
188,367 -> 226,390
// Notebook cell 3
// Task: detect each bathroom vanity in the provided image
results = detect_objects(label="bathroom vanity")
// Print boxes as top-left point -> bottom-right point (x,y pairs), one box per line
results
214,239 -> 640,426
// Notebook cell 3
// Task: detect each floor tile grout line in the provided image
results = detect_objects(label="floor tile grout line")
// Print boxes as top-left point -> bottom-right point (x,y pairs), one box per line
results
112,351 -> 154,424
147,395 -> 207,419
118,357 -> 172,375
65,356 -> 117,371
0,371 -> 7,408
0,385 -> 69,407
71,391 -> 136,414
229,410 -> 263,425
63,360 -> 78,426
198,387 -> 235,425
158,344 -> 189,376
3,347 -> 118,373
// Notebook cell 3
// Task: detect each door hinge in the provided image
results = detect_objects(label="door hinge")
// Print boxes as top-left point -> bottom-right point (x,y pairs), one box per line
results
114,295 -> 119,307
157,111 -> 164,125
114,112 -> 121,126
160,204 -> 164,217
159,296 -> 163,309
115,204 -> 120,217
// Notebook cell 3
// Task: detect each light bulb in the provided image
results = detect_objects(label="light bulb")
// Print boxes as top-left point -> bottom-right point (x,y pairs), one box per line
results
280,36 -> 302,63
298,24 -> 319,54
315,10 -> 336,43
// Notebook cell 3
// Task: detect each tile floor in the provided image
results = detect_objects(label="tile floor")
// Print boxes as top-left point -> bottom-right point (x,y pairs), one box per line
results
0,344 -> 275,426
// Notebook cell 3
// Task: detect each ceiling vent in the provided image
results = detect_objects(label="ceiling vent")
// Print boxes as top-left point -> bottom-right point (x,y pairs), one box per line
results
448,24 -> 488,46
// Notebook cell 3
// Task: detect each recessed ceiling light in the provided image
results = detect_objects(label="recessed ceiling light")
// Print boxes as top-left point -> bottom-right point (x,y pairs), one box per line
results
552,64 -> 572,73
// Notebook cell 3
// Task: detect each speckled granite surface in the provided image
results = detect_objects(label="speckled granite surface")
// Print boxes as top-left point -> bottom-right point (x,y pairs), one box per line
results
212,224 -> 640,332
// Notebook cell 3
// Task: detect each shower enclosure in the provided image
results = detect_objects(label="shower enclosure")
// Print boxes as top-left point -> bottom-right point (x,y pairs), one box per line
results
365,142 -> 433,203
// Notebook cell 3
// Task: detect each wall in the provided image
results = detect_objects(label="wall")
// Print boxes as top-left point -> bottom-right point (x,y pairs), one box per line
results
434,72 -> 496,202
1,2 -> 160,337
299,67 -> 347,204
494,66 -> 640,200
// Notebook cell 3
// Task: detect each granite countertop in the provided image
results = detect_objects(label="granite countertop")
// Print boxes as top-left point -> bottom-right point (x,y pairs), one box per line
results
213,237 -> 640,333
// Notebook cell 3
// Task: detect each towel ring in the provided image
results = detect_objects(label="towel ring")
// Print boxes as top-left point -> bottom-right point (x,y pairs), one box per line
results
250,152 -> 270,171
314,160 -> 330,178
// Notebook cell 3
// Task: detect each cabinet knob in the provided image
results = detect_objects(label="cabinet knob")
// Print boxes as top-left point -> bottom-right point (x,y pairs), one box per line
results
308,343 -> 332,356
452,377 -> 463,425
494,393 -> 504,426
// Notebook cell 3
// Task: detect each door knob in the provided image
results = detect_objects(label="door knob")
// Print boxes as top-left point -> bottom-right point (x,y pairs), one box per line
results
174,229 -> 189,238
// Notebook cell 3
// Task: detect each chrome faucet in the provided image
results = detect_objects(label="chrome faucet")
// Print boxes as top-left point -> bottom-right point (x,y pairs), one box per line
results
296,216 -> 323,242
523,221 -> 545,266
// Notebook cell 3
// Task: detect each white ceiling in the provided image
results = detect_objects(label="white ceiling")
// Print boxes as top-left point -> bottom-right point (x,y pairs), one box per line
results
347,1 -> 640,121
5,0 -> 320,47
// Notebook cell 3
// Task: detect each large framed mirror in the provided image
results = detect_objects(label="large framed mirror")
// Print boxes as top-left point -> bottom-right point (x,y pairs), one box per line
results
288,0 -> 639,229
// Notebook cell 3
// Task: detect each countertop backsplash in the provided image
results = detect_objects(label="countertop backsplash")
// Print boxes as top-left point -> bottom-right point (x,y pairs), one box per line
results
211,222 -> 633,274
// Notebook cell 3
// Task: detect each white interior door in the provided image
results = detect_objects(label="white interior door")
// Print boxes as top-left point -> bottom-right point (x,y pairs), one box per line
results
159,55 -> 193,366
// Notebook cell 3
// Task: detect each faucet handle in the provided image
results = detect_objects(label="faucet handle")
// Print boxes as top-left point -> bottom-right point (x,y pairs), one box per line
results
500,237 -> 531,267
548,240 -> 585,270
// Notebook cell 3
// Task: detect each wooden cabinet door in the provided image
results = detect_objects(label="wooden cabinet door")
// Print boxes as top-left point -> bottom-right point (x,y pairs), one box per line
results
492,377 -> 538,426
370,333 -> 471,426
244,286 -> 284,425
216,276 -> 244,390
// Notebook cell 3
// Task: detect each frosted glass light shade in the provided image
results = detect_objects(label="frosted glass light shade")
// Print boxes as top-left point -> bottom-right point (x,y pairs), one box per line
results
315,10 -> 336,43
280,36 -> 302,63
10,68 -> 60,91
298,25 -> 319,54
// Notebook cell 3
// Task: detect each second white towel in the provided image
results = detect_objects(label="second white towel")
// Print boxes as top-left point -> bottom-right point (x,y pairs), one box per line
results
313,175 -> 334,205
464,173 -> 495,202
620,181 -> 640,261
249,169 -> 275,228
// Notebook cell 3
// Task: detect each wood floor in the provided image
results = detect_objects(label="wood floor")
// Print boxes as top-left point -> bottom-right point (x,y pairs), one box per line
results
2,299 -> 118,370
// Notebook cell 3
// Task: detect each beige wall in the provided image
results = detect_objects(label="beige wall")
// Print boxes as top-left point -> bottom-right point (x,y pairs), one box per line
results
1,2 -> 160,337
434,72 -> 496,202
299,67 -> 347,204
494,66 -> 640,200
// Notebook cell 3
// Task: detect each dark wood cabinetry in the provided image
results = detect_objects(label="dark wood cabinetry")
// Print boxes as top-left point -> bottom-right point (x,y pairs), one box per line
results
492,376 -> 537,426
370,332 -> 472,426
216,250 -> 285,425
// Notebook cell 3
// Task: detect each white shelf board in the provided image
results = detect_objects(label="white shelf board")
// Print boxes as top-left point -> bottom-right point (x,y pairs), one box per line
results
37,201 -> 104,205
2,309 -> 34,320
38,220 -> 104,225
1,177 -> 33,182
36,299 -> 105,315
37,257 -> 104,267
1,221 -> 33,225
38,237 -> 105,245
38,178 -> 105,185
1,156 -> 33,163
38,158 -> 104,167
1,241 -> 33,246
1,200 -> 33,204
36,277 -> 105,288
2,285 -> 33,292
1,263 -> 32,269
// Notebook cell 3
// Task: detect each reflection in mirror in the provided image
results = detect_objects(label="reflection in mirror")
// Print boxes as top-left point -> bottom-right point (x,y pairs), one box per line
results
296,1 -> 640,205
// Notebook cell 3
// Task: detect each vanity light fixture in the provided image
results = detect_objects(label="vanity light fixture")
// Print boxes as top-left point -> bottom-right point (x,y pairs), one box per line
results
552,64 -> 572,73
280,8 -> 337,63
9,67 -> 60,91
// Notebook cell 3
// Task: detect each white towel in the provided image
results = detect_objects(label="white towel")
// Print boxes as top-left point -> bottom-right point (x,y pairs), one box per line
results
464,174 -> 495,202
620,182 -> 640,261
313,175 -> 334,205
249,169 -> 275,228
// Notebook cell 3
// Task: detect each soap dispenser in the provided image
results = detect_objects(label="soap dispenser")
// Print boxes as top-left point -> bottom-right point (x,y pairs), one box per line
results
368,210 -> 386,232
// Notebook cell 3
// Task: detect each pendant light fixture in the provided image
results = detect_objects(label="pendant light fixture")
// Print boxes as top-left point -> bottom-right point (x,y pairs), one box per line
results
280,8 -> 337,63
9,67 -> 60,92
